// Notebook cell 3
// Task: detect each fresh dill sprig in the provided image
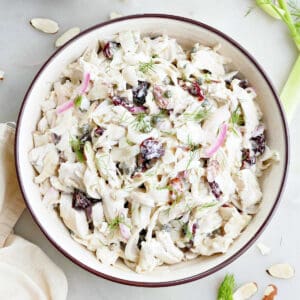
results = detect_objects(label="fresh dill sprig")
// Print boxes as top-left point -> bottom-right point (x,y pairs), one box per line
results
185,135 -> 200,170
74,95 -> 83,107
182,223 -> 193,241
131,113 -> 153,133
70,138 -> 85,162
108,215 -> 126,231
230,106 -> 245,126
197,201 -> 218,212
217,274 -> 235,300
183,108 -> 210,122
139,60 -> 155,74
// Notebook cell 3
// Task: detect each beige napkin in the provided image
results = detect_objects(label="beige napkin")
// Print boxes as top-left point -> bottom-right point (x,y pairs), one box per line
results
0,123 -> 68,300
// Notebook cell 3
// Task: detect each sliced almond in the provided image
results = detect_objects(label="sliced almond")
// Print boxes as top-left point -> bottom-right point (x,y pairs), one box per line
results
55,27 -> 80,48
267,263 -> 294,279
109,12 -> 123,20
233,282 -> 258,300
257,242 -> 271,255
30,18 -> 59,34
0,70 -> 4,80
263,284 -> 278,300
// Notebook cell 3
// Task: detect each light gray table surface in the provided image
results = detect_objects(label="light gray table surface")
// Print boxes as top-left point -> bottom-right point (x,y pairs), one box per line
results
1,0 -> 299,299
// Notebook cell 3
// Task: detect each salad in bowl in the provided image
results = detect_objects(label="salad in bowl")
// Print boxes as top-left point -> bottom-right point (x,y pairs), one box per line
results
28,30 -> 279,273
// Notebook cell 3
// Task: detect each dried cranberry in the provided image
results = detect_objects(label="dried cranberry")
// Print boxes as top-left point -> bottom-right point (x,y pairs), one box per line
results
135,138 -> 165,172
112,95 -> 148,115
192,223 -> 199,235
140,138 -> 165,161
72,189 -> 91,210
133,81 -> 150,106
250,133 -> 266,156
208,181 -> 222,199
241,148 -> 256,168
238,79 -> 249,89
103,41 -> 120,59
72,189 -> 101,210
112,95 -> 131,109
94,126 -> 105,137
137,228 -> 147,249
128,106 -> 147,114
51,133 -> 61,145
188,82 -> 205,101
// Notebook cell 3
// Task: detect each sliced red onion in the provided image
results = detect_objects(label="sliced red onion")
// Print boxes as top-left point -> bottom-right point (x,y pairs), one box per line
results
56,99 -> 74,114
129,106 -> 147,114
119,223 -> 131,240
205,123 -> 228,157
80,72 -> 90,94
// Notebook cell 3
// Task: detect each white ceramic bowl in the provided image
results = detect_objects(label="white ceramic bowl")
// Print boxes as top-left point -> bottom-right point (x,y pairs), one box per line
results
15,14 -> 289,287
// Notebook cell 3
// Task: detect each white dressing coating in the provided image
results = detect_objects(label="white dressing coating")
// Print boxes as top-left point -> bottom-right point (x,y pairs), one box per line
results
29,31 -> 278,272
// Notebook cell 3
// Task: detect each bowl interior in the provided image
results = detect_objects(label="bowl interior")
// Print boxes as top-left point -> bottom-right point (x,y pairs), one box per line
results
16,15 -> 288,285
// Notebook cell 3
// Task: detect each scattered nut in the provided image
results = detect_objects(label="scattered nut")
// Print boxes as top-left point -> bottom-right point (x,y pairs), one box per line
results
267,263 -> 295,279
0,70 -> 4,80
257,242 -> 271,255
263,284 -> 278,300
30,18 -> 59,34
55,27 -> 80,47
233,282 -> 258,300
109,12 -> 123,20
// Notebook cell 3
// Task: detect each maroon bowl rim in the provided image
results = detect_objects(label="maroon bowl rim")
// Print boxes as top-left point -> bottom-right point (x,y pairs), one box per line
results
15,13 -> 289,287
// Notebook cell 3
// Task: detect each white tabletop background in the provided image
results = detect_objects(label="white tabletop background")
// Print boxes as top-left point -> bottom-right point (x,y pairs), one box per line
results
1,0 -> 299,299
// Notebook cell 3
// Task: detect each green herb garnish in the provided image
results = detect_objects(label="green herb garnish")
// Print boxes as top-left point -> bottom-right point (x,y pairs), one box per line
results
197,201 -> 218,212
108,215 -> 126,231
74,95 -> 83,108
163,90 -> 172,98
217,274 -> 235,300
182,223 -> 193,241
183,108 -> 210,122
131,113 -> 153,133
151,109 -> 169,126
230,106 -> 244,126
70,138 -> 85,162
139,60 -> 155,74
185,136 -> 200,170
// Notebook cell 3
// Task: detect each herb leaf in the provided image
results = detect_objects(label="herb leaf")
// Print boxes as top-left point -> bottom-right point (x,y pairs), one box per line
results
217,274 -> 235,300
197,201 -> 218,212
108,215 -> 130,232
182,223 -> 193,240
139,60 -> 155,74
230,106 -> 244,126
71,138 -> 85,162
74,95 -> 83,107
183,108 -> 210,122
131,113 -> 153,133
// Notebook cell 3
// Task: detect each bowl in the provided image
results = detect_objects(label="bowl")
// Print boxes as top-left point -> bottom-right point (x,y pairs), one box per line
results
15,14 -> 289,287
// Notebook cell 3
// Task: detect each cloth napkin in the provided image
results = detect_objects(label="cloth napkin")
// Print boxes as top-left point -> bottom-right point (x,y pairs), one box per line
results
0,123 -> 68,300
